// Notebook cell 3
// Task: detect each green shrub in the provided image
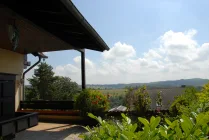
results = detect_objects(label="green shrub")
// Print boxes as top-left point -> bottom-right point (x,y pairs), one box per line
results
195,83 -> 209,114
169,86 -> 198,116
74,89 -> 109,116
134,86 -> 151,115
197,82 -> 209,104
156,91 -> 162,107
124,87 -> 135,110
124,86 -> 151,115
80,112 -> 209,140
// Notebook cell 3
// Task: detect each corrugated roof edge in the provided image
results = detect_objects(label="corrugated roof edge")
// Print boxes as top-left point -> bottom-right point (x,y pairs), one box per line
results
60,0 -> 110,52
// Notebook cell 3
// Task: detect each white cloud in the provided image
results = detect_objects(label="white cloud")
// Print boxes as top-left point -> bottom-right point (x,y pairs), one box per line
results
144,49 -> 162,60
196,43 -> 209,61
159,29 -> 198,63
55,64 -> 80,75
73,56 -> 94,69
102,42 -> 136,60
26,29 -> 209,84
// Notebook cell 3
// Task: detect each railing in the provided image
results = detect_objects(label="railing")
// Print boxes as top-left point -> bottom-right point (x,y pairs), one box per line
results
106,110 -> 170,116
19,101 -> 171,125
19,101 -> 82,124
20,101 -> 75,110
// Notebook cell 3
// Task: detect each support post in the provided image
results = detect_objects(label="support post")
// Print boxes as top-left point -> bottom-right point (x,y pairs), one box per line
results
81,49 -> 86,89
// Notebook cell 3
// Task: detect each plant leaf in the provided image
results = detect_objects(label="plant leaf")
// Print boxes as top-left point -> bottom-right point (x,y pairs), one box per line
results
150,116 -> 155,124
181,115 -> 193,130
159,126 -> 167,138
150,117 -> 161,130
165,118 -> 172,126
139,117 -> 149,127
120,134 -> 129,140
180,118 -> 190,136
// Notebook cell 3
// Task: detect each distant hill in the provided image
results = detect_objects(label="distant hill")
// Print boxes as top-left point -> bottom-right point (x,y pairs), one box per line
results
87,78 -> 209,89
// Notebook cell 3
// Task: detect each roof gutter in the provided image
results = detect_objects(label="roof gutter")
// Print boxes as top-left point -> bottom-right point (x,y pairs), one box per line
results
22,52 -> 48,101
60,0 -> 110,52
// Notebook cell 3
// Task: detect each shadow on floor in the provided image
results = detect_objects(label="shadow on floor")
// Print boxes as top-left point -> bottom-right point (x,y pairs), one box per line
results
15,125 -> 87,140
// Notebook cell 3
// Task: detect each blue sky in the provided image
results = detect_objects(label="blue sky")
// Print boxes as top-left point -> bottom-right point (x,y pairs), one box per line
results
27,0 -> 209,85
71,0 -> 209,50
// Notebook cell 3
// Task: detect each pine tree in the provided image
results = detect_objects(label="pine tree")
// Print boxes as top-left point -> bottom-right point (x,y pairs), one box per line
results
26,62 -> 56,100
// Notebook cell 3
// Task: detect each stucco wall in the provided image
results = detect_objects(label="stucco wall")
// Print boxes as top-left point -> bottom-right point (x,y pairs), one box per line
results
0,48 -> 24,111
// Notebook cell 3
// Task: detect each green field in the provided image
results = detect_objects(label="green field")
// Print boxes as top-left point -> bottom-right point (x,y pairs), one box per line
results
99,89 -> 126,96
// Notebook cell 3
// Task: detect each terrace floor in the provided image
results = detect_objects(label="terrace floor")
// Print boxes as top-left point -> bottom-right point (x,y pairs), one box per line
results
15,122 -> 87,140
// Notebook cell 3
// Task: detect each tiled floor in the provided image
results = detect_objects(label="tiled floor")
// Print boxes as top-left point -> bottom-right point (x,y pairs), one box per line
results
15,123 -> 87,140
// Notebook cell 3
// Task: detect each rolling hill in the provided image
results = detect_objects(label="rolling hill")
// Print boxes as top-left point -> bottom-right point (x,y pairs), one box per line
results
87,78 -> 209,89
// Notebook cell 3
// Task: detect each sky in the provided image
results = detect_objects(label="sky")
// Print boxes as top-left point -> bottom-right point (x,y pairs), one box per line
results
26,0 -> 209,85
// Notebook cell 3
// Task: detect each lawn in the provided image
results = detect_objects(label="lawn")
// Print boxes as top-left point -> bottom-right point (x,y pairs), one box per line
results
99,89 -> 126,108
99,89 -> 126,96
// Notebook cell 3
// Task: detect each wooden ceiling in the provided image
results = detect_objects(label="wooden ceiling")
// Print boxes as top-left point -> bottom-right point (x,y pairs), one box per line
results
0,0 -> 109,54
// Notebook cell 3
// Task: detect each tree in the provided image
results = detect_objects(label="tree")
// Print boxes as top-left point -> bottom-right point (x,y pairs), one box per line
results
124,87 -> 135,110
52,76 -> 81,100
134,85 -> 151,115
25,86 -> 39,100
26,62 -> 57,100
25,62 -> 81,101
156,91 -> 162,107
124,85 -> 151,115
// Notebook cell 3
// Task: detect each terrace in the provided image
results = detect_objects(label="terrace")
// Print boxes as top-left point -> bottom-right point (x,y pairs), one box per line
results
1,1 -> 208,140
15,123 -> 87,140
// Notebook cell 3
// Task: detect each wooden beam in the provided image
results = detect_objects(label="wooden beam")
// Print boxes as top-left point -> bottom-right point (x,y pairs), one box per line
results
46,21 -> 75,26
35,10 -> 65,15
81,49 -> 86,89
77,49 -> 84,53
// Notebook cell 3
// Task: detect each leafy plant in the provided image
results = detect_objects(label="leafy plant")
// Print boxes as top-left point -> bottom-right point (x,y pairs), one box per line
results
156,91 -> 162,107
124,87 -> 135,110
74,89 -> 109,116
169,86 -> 198,116
80,113 -> 139,140
124,86 -> 151,115
162,112 -> 209,139
196,82 -> 209,104
81,112 -> 209,140
134,86 -> 151,116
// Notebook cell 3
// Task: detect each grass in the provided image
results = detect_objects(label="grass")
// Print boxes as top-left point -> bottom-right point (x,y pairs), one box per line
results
99,89 -> 126,96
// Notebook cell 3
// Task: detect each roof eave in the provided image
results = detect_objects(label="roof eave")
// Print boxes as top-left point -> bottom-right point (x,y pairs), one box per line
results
60,0 -> 110,52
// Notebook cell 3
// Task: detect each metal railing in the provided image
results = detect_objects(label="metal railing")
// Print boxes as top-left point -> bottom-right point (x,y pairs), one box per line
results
20,101 -> 75,110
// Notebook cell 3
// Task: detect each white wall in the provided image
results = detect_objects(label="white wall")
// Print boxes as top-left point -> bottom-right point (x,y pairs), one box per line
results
0,48 -> 24,111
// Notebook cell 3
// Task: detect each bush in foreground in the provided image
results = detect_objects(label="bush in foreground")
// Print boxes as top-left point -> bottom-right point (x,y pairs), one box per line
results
80,112 -> 209,140
74,89 -> 109,116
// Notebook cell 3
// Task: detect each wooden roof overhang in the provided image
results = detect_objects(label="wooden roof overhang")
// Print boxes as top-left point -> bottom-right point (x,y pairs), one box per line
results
0,0 -> 109,54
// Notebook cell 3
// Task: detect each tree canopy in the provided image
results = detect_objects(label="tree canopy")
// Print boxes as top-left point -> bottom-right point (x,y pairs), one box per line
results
25,62 -> 80,101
